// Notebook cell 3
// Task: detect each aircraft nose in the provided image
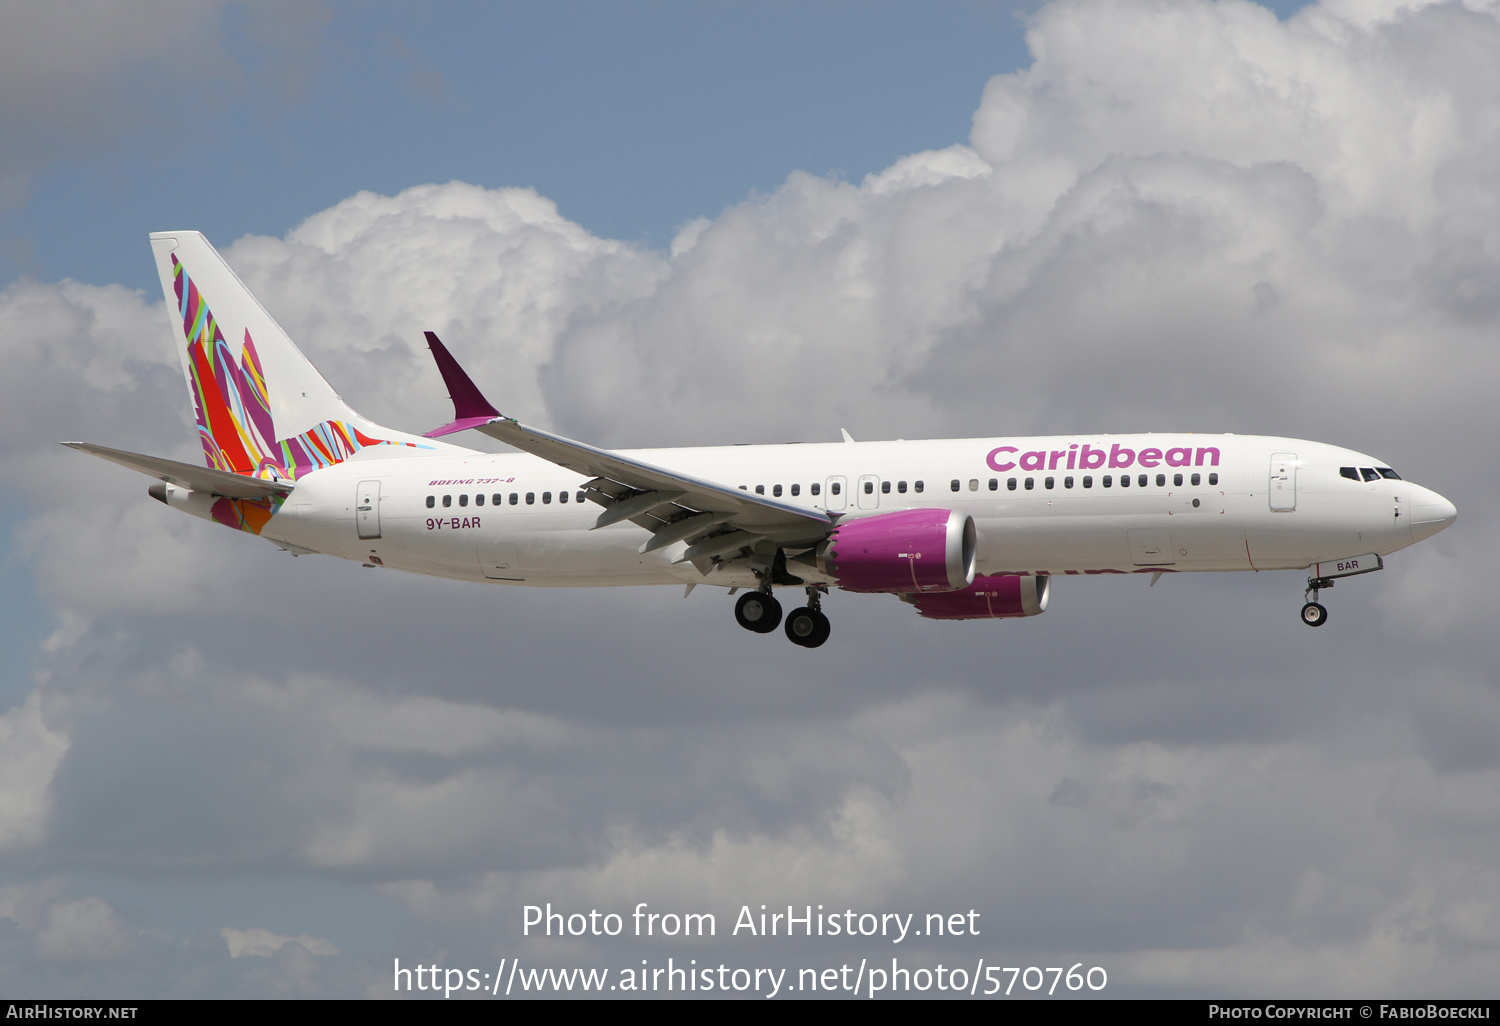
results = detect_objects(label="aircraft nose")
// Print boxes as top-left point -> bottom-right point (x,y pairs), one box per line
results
1409,484 -> 1457,543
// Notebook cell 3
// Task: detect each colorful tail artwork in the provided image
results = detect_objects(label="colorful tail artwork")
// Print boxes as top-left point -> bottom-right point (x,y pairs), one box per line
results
150,232 -> 433,534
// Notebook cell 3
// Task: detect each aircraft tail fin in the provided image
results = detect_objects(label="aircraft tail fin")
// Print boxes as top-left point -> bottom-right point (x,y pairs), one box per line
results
149,231 -> 442,482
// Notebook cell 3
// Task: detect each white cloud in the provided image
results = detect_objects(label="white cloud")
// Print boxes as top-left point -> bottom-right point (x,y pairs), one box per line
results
35,897 -> 134,962
0,693 -> 68,851
220,926 -> 337,959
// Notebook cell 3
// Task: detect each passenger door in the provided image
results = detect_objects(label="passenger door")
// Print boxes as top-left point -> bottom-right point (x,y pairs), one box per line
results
356,480 -> 382,539
1269,453 -> 1297,511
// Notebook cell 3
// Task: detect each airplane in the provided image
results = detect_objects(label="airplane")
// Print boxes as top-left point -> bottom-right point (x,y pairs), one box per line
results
64,232 -> 1457,648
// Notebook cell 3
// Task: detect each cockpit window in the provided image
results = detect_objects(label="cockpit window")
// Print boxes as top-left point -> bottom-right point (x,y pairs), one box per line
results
1340,467 -> 1359,481
1378,467 -> 1402,480
1360,468 -> 1380,482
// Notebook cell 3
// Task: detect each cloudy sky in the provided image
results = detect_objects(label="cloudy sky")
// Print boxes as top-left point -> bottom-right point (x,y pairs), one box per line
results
1,0 -> 1495,999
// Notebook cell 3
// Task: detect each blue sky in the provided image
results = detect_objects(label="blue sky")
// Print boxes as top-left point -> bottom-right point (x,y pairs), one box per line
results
3,1 -> 1309,292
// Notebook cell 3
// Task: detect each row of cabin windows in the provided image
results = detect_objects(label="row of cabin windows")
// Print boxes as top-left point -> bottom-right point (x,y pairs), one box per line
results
738,480 -> 928,497
989,472 -> 1217,491
426,491 -> 588,508
742,483 -> 820,497
428,469 -> 1230,510
1340,466 -> 1402,482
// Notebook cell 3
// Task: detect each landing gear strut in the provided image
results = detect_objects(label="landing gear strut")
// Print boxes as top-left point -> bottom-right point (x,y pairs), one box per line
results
784,586 -> 831,649
1301,577 -> 1332,627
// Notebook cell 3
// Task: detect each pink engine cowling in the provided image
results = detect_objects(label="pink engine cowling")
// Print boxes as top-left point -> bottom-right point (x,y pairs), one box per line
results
818,508 -> 976,593
911,574 -> 1050,619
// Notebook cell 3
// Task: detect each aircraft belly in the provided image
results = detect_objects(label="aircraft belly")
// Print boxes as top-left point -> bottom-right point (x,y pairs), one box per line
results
508,527 -> 678,585
975,513 -> 1254,573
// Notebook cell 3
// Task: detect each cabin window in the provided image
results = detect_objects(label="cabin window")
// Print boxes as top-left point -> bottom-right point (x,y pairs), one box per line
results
475,494 -> 484,506
1045,477 -> 1055,489
773,484 -> 783,497
426,495 -> 435,508
1120,475 -> 1129,488
1007,478 -> 1017,491
1155,474 -> 1166,487
459,494 -> 469,507
864,481 -> 874,495
1190,474 -> 1200,486
1024,477 -> 1034,490
1361,468 -> 1380,482
1064,476 -> 1074,489
577,491 -> 586,503
542,491 -> 552,504
968,479 -> 979,491
811,483 -> 821,496
914,480 -> 924,493
1083,476 -> 1093,488
1103,475 -> 1112,487
897,481 -> 907,493
881,481 -> 891,494
831,482 -> 841,495
950,479 -> 960,492
1208,473 -> 1218,485
1378,468 -> 1401,480
755,485 -> 765,495
558,490 -> 568,503
509,493 -> 519,505
1138,475 -> 1148,487
791,483 -> 800,496
988,478 -> 997,491
1171,474 -> 1181,486
442,495 -> 452,508
526,492 -> 535,505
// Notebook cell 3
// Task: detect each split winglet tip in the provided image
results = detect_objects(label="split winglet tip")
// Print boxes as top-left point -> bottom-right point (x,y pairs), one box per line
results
423,330 -> 501,422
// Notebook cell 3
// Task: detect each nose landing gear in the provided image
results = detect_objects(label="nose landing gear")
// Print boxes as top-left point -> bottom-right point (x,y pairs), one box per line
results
1300,577 -> 1332,627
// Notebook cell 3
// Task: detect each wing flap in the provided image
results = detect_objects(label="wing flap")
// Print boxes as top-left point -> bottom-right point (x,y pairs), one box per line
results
63,442 -> 295,499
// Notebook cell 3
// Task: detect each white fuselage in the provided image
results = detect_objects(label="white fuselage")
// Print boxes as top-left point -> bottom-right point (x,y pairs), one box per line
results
175,432 -> 1451,591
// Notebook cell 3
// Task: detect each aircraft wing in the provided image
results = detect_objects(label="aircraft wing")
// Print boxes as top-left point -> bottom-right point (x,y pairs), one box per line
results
421,333 -> 832,552
62,442 -> 295,499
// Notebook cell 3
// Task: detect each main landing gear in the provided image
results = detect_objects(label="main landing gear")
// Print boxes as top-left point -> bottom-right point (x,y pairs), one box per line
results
784,588 -> 831,649
734,590 -> 782,633
1300,577 -> 1332,627
734,583 -> 830,647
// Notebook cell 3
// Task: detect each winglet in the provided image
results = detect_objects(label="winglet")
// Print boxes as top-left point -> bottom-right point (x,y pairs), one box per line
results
423,331 -> 504,438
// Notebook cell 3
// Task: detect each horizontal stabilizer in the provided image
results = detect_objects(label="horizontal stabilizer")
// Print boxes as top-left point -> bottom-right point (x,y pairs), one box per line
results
62,442 -> 295,499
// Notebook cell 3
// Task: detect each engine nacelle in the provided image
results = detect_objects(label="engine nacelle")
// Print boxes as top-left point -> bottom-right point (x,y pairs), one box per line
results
911,574 -> 1050,619
819,508 -> 976,593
